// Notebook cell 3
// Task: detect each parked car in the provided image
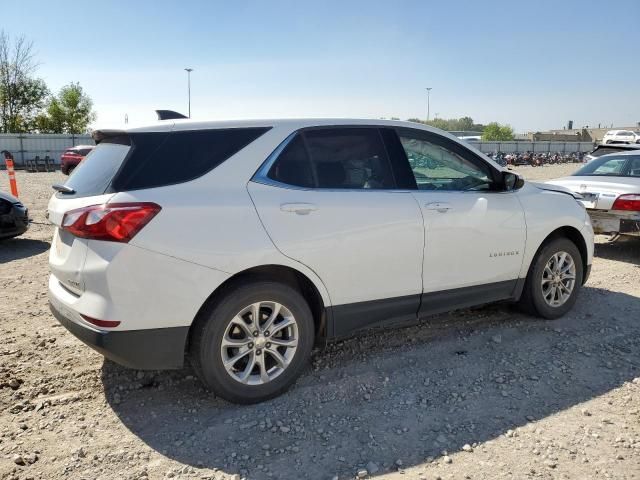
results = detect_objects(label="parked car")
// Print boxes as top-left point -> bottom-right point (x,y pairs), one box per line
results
47,118 -> 594,404
0,190 -> 29,240
602,130 -> 637,145
547,151 -> 640,238
60,145 -> 94,175
583,143 -> 640,163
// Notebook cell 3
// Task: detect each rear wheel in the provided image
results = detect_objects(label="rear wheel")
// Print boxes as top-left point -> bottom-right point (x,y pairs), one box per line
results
190,281 -> 314,404
518,237 -> 583,319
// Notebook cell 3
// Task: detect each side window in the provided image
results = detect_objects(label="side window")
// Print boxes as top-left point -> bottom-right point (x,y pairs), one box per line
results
627,156 -> 640,177
114,127 -> 270,191
267,134 -> 314,188
304,128 -> 395,189
397,131 -> 493,191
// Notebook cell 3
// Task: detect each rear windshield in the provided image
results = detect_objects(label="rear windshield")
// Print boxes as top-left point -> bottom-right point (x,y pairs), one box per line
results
58,127 -> 270,198
573,155 -> 638,177
61,143 -> 131,197
591,146 -> 629,157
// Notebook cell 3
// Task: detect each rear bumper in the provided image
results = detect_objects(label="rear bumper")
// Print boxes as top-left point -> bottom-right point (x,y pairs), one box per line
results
588,210 -> 640,236
49,297 -> 188,370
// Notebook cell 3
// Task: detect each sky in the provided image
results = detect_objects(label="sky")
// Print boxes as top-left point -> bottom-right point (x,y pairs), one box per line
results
2,0 -> 639,132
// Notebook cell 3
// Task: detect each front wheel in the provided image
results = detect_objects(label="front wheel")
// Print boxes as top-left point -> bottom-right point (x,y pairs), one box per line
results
518,237 -> 583,319
190,281 -> 315,404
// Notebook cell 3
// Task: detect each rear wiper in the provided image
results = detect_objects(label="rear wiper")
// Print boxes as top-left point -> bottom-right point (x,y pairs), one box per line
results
52,184 -> 75,194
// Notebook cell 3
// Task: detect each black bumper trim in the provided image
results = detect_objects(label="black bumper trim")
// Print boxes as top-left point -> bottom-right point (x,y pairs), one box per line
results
583,264 -> 592,285
49,301 -> 189,370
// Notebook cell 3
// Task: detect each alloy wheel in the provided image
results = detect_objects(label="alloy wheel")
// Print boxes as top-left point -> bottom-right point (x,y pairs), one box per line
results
220,301 -> 298,385
541,251 -> 576,307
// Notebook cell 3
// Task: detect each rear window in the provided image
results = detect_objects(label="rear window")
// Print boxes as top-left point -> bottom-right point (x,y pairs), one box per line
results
59,127 -> 269,197
573,155 -> 630,177
60,142 -> 131,198
592,146 -> 628,157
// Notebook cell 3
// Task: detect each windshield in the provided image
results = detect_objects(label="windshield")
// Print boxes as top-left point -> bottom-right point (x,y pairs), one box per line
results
573,155 -> 640,177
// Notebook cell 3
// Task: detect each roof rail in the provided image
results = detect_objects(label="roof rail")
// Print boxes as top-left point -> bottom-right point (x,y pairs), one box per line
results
156,110 -> 188,120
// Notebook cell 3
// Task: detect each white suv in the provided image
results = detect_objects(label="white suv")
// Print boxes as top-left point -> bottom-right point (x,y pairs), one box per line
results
48,118 -> 594,403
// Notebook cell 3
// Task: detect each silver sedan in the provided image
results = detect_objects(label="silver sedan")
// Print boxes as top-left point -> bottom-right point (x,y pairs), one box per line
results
547,151 -> 640,238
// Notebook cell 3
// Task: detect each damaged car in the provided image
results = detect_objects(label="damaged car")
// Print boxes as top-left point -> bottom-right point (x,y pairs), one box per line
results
547,151 -> 640,238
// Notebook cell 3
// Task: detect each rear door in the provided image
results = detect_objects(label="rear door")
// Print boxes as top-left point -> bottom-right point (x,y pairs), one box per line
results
248,127 -> 424,336
48,142 -> 130,295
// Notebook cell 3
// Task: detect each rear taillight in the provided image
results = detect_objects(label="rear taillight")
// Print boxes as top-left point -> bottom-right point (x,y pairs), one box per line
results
611,194 -> 640,212
61,202 -> 161,242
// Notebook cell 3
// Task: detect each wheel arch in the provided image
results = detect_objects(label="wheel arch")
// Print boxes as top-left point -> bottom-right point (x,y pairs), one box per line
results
187,264 -> 329,353
525,225 -> 589,285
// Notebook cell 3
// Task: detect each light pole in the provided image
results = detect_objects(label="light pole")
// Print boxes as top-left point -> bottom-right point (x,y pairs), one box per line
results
184,68 -> 193,118
425,87 -> 432,122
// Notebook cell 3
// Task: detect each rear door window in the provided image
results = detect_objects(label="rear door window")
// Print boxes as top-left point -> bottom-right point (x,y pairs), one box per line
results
267,134 -> 315,188
304,128 -> 395,189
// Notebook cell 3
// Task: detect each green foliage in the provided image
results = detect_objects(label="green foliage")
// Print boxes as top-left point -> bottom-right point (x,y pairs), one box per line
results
39,83 -> 96,134
0,31 -> 95,133
481,122 -> 515,141
407,116 -> 485,132
0,76 -> 49,132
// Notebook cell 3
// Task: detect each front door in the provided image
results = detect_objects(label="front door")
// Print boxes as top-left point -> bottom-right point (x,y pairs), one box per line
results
393,127 -> 526,317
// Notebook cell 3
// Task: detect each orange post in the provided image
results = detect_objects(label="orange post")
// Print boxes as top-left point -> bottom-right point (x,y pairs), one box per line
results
2,151 -> 19,198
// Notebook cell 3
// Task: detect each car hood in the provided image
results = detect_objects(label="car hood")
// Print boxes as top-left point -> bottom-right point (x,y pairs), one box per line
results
0,190 -> 20,204
529,181 -> 582,199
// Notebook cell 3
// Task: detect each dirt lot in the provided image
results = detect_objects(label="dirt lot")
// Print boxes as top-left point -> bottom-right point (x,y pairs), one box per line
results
1,164 -> 639,480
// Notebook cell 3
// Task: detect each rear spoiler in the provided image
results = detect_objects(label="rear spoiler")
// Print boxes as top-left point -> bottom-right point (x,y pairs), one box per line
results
156,110 -> 187,120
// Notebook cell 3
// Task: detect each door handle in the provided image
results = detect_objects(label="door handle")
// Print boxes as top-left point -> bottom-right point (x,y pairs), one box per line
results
280,203 -> 318,215
425,202 -> 452,213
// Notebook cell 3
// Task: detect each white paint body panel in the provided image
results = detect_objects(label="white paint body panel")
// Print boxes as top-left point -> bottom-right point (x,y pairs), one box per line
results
411,190 -> 526,292
248,182 -> 424,305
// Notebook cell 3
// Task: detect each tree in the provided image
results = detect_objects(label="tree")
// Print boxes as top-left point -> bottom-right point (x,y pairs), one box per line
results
0,31 -> 49,133
407,116 -> 485,132
481,122 -> 515,141
40,83 -> 96,133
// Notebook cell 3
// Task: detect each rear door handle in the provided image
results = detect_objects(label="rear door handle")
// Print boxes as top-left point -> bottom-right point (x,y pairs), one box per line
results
425,202 -> 452,213
280,203 -> 318,215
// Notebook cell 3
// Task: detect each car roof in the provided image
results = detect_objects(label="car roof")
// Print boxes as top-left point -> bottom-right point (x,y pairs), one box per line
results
116,118 -> 438,133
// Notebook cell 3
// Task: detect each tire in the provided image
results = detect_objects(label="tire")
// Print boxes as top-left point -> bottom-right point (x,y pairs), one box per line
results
518,237 -> 583,319
190,281 -> 314,404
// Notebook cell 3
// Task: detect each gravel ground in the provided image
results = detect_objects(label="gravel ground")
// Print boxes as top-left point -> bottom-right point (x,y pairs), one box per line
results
1,165 -> 639,480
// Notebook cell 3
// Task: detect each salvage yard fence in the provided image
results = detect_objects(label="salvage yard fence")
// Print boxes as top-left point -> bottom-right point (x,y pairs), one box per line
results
0,133 -> 597,169
0,133 -> 94,168
473,141 -> 595,154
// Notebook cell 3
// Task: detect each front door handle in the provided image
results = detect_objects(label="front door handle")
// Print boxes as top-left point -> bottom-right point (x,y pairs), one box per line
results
425,202 -> 452,213
280,203 -> 318,215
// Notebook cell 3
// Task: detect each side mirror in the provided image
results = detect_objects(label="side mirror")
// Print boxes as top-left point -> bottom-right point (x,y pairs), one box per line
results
502,171 -> 524,191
